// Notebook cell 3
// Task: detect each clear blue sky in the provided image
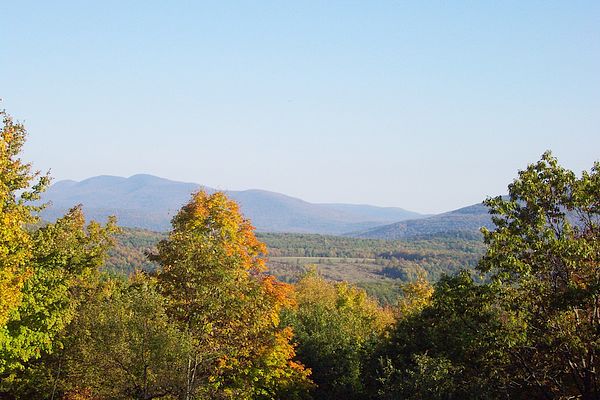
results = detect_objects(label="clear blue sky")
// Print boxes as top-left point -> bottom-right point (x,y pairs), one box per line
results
2,1 -> 599,213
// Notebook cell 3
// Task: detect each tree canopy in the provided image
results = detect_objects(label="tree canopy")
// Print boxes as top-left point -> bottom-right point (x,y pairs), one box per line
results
2,107 -> 599,400
151,190 -> 311,400
479,151 -> 600,399
0,109 -> 49,343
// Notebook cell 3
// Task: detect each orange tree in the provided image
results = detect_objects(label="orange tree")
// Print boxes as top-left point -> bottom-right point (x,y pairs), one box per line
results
151,191 -> 311,400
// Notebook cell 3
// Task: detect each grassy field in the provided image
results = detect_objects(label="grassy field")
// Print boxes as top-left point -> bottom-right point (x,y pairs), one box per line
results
269,256 -> 384,282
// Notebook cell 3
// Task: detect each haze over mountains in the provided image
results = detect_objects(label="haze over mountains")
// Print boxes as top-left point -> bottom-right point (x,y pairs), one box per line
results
349,202 -> 495,239
41,174 -> 495,237
41,175 -> 426,234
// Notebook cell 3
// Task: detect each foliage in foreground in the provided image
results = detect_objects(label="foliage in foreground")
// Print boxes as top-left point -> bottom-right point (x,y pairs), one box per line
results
150,190 -> 312,400
369,151 -> 600,400
1,110 -> 312,399
2,107 -> 600,400
282,269 -> 393,400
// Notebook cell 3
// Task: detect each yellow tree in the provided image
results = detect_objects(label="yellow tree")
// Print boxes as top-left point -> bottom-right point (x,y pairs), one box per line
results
151,191 -> 311,400
1,110 -> 118,389
396,275 -> 434,318
1,206 -> 117,384
283,268 -> 394,399
0,109 -> 49,367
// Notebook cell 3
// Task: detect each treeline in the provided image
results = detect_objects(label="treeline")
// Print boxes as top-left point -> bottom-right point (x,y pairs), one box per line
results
2,110 -> 600,399
250,233 -> 484,302
258,232 -> 484,260
105,228 -> 485,304
106,230 -> 485,278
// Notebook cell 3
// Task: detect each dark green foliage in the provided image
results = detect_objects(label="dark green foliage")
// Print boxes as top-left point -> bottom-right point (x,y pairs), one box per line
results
370,272 -> 514,400
371,152 -> 600,400
478,151 -> 600,399
63,275 -> 191,400
7,274 -> 191,400
283,271 -> 393,400
355,281 -> 404,305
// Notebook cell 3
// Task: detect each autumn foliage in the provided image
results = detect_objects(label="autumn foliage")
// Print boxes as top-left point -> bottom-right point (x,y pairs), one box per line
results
0,110 -> 50,372
152,191 -> 311,399
3,107 -> 600,400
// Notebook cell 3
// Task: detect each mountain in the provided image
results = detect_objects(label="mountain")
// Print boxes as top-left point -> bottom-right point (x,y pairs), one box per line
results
349,202 -> 495,239
40,174 -> 424,234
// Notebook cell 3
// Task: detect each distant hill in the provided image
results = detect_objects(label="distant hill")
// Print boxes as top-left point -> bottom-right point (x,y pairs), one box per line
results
349,202 -> 495,239
40,174 -> 424,234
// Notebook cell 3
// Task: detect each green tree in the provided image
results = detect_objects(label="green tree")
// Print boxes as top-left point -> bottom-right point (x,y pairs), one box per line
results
57,274 -> 191,400
371,271 -> 515,400
0,109 -> 50,375
283,268 -> 393,400
1,206 -> 118,397
151,191 -> 311,400
479,151 -> 600,399
0,109 -> 121,398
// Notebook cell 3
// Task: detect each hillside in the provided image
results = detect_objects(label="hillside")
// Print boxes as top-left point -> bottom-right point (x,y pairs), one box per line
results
350,202 -> 495,239
106,229 -> 485,303
41,174 -> 424,234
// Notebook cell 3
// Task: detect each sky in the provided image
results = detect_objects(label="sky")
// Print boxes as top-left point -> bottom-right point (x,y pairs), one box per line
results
1,1 -> 599,214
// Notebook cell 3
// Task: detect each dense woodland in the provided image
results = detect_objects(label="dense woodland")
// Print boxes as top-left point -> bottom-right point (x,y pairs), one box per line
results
2,109 -> 600,399
106,230 -> 484,304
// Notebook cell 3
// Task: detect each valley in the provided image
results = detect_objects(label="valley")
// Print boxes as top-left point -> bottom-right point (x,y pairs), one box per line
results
106,228 -> 485,303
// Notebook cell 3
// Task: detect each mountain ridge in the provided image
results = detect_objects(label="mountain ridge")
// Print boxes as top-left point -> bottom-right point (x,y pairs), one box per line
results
348,202 -> 495,239
41,174 -> 424,234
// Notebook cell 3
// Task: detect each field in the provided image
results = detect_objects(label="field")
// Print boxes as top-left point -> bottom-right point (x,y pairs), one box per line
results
107,229 -> 485,303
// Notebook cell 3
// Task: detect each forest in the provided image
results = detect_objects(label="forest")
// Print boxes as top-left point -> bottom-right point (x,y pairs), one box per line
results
2,109 -> 600,399
105,230 -> 485,304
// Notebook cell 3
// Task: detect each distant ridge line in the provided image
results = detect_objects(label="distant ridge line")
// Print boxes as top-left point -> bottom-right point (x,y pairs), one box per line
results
41,174 -> 427,235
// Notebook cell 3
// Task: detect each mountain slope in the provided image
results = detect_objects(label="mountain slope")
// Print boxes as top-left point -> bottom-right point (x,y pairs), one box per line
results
40,175 -> 424,234
318,203 -> 425,222
349,202 -> 495,239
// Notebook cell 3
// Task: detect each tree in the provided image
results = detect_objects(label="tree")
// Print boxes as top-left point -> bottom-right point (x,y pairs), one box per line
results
151,190 -> 311,400
0,109 -> 119,398
395,274 -> 433,318
1,206 -> 118,397
57,274 -> 191,400
0,109 -> 50,375
479,151 -> 600,399
371,271 -> 514,400
283,268 -> 393,400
